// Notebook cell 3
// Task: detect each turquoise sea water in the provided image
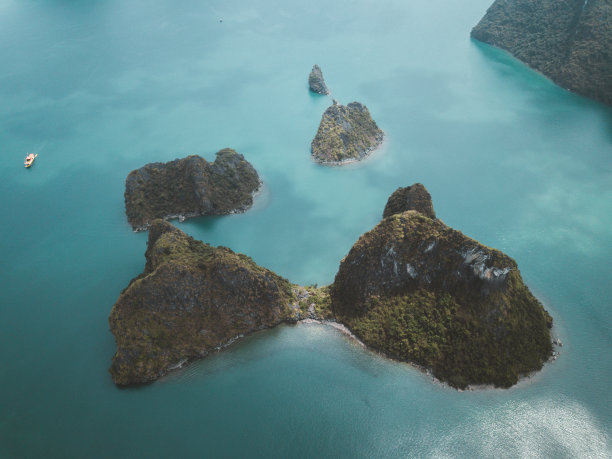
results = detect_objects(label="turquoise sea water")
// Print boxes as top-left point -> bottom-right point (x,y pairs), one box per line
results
1,0 -> 611,457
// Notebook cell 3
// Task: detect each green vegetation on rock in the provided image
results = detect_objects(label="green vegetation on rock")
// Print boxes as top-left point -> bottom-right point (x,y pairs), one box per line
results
311,101 -> 384,164
110,184 -> 553,389
383,183 -> 436,220
124,148 -> 261,231
292,285 -> 334,321
109,219 -> 295,386
472,0 -> 612,105
331,210 -> 553,388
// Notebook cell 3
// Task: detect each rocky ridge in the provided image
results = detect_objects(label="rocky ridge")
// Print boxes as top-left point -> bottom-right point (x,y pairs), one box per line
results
471,0 -> 612,105
311,101 -> 384,164
124,148 -> 260,231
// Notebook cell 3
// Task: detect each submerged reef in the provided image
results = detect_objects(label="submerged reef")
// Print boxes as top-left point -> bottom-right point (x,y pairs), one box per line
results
308,64 -> 330,95
472,0 -> 612,105
311,101 -> 384,164
110,185 -> 553,389
124,148 -> 260,231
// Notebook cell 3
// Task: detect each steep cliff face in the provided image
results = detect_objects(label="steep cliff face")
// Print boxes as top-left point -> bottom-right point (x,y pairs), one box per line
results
124,148 -> 260,231
471,0 -> 612,105
383,183 -> 436,220
311,101 -> 384,164
308,64 -> 330,95
332,208 -> 552,389
109,220 -> 294,385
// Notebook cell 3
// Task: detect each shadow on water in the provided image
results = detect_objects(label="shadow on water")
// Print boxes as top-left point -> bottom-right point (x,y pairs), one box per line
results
180,214 -> 225,234
308,88 -> 331,102
470,39 -> 612,117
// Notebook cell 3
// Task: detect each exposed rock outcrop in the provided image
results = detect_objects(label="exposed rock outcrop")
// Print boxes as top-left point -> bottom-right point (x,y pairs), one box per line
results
383,183 -> 436,220
332,195 -> 553,389
471,0 -> 612,105
311,101 -> 384,164
124,148 -> 260,231
109,220 -> 295,385
308,64 -> 330,95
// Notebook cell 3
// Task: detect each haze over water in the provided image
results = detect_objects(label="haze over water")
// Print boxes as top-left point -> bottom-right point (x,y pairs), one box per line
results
1,0 -> 610,457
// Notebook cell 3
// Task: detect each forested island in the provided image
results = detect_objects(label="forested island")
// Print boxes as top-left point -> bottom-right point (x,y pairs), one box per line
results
332,185 -> 553,388
110,184 -> 552,389
124,149 -> 260,231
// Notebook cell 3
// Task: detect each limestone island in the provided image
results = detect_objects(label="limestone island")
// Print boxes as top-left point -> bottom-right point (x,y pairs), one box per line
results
332,184 -> 553,389
124,148 -> 261,231
472,0 -> 612,105
109,219 -> 330,385
311,101 -> 384,165
308,64 -> 330,95
109,184 -> 553,389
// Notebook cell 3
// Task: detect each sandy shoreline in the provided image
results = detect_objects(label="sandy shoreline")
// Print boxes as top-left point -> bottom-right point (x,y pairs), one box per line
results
298,318 -> 365,346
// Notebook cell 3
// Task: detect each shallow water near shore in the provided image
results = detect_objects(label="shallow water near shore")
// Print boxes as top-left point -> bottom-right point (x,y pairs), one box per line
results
1,0 -> 611,457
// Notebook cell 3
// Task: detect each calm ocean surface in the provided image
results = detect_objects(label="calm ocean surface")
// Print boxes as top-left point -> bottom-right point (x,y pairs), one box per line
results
1,0 -> 610,457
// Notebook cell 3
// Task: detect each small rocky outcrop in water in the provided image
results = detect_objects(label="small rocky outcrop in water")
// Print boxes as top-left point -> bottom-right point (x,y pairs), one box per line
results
471,0 -> 612,105
383,183 -> 436,220
311,101 -> 384,164
308,64 -> 330,95
331,189 -> 553,389
124,148 -> 260,231
109,220 -> 295,385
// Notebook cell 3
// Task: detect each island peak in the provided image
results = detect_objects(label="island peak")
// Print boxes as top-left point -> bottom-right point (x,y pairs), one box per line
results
110,187 -> 553,389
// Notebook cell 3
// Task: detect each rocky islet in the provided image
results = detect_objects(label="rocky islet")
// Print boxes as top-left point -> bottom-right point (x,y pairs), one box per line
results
124,148 -> 261,231
308,64 -> 330,95
311,101 -> 384,164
